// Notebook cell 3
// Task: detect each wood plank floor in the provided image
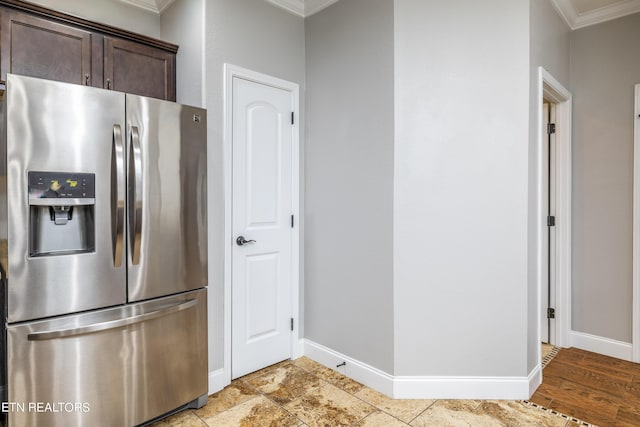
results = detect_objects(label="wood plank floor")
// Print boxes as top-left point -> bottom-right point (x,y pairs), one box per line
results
530,347 -> 640,426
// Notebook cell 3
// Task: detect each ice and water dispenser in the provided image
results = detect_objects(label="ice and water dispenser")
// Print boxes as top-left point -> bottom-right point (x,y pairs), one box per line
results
28,171 -> 95,257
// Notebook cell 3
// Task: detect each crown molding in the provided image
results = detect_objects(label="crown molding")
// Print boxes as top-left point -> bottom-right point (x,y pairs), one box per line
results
551,0 -> 640,30
265,0 -> 304,17
116,0 -> 177,14
266,0 -> 339,17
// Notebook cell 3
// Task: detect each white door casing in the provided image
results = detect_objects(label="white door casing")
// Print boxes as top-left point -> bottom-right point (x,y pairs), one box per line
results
223,65 -> 301,382
633,84 -> 640,362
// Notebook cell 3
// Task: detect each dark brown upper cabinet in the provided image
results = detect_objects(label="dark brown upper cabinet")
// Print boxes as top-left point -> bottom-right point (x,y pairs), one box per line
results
0,1 -> 177,101
104,37 -> 176,101
1,11 -> 93,86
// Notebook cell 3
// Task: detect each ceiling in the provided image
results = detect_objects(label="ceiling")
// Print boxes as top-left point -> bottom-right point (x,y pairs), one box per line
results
119,0 -> 640,27
551,0 -> 640,29
118,0 -> 336,17
267,0 -> 640,25
265,0 -> 338,17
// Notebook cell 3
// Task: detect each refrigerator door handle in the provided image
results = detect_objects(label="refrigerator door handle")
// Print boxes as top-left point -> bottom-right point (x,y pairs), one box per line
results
27,299 -> 198,341
130,126 -> 143,265
112,124 -> 125,268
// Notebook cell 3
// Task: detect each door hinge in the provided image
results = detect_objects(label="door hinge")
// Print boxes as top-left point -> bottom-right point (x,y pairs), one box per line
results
291,112 -> 295,125
547,307 -> 556,319
290,318 -> 294,331
547,123 -> 556,135
291,214 -> 294,228
547,215 -> 556,227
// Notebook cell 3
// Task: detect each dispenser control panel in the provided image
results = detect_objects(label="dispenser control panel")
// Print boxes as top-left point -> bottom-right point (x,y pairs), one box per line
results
28,172 -> 95,199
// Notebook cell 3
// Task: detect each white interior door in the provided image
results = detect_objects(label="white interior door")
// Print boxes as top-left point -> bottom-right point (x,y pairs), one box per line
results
231,76 -> 294,379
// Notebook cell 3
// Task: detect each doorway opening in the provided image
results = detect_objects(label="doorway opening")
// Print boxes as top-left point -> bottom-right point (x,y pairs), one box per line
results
537,67 -> 572,360
542,100 -> 557,345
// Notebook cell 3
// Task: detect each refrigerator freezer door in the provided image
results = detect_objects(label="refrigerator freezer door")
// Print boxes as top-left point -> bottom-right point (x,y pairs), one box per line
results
126,94 -> 207,302
4,74 -> 127,323
6,288 -> 208,427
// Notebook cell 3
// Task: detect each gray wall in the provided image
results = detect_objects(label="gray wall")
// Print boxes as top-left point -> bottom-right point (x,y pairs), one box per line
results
161,0 -> 205,108
528,0 -> 570,371
530,0 -> 571,83
394,0 -> 530,377
204,0 -> 305,372
570,12 -> 640,343
304,0 -> 395,374
27,0 -> 161,38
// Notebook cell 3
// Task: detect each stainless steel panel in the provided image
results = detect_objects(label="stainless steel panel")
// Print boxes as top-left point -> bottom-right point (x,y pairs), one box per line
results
126,95 -> 207,302
5,74 -> 126,322
7,288 -> 208,427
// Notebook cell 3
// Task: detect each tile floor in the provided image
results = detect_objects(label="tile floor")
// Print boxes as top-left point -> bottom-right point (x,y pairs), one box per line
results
152,348 -> 591,427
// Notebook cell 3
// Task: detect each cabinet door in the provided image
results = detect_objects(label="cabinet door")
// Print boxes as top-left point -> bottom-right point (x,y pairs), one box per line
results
104,36 -> 176,101
1,11 -> 93,85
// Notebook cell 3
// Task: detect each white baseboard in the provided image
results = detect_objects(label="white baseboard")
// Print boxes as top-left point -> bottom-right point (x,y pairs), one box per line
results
528,364 -> 542,397
393,374 -> 532,400
570,330 -> 632,361
303,339 -> 535,400
303,339 -> 394,396
292,338 -> 305,360
208,369 -> 228,395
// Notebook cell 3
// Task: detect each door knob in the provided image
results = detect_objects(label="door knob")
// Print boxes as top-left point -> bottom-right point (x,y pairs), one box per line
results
236,236 -> 256,246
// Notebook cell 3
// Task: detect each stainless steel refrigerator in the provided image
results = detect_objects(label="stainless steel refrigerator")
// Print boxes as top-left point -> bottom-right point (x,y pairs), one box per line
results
0,74 -> 208,426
